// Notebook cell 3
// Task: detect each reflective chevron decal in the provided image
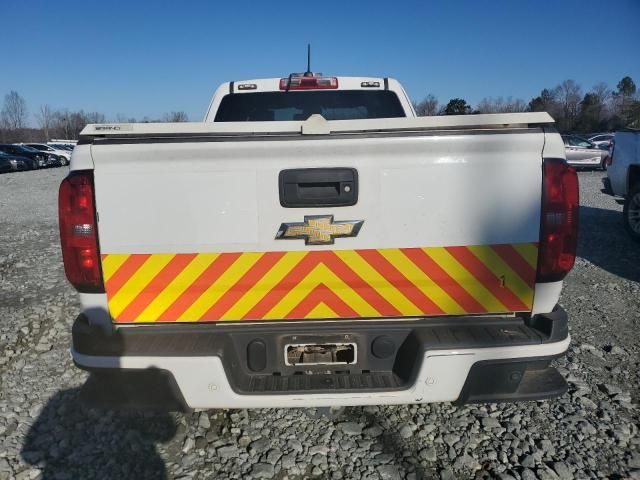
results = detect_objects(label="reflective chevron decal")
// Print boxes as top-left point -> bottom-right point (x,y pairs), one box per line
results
101,243 -> 538,323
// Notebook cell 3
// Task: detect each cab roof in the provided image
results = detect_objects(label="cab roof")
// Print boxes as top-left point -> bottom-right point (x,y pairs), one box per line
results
203,76 -> 415,122
224,76 -> 395,93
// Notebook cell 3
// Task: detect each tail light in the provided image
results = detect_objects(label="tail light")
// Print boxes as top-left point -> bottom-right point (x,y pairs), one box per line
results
58,170 -> 104,292
279,76 -> 338,90
536,159 -> 579,282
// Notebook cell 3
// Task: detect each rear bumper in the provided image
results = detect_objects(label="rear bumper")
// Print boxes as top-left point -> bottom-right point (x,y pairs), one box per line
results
72,309 -> 570,409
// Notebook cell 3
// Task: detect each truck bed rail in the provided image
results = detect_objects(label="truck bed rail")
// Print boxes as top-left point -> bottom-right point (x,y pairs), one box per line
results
79,112 -> 555,144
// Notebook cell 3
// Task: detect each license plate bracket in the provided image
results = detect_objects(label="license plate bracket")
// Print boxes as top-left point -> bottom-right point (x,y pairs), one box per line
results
284,342 -> 357,366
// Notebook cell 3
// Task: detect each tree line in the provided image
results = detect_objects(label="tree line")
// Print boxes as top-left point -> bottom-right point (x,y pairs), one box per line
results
414,75 -> 640,133
2,75 -> 639,142
0,92 -> 189,143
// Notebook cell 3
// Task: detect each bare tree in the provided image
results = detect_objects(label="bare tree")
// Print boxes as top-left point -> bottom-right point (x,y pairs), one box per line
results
413,94 -> 439,116
64,110 -> 102,138
558,80 -> 582,131
114,114 -> 138,123
162,111 -> 189,122
50,110 -> 70,139
1,91 -> 28,129
592,82 -> 611,106
49,109 -> 102,139
36,104 -> 53,140
590,82 -> 612,123
508,98 -> 527,112
477,98 -> 496,113
85,112 -> 106,124
477,96 -> 527,113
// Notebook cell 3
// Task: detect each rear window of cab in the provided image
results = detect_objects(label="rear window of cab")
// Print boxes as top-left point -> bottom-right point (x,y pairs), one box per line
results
214,90 -> 406,122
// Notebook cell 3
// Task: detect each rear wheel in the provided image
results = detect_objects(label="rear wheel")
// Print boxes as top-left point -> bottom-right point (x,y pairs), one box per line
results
623,186 -> 640,242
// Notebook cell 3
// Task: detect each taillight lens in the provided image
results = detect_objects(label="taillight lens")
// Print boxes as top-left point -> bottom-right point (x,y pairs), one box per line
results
536,159 -> 579,282
279,76 -> 338,90
58,171 -> 104,292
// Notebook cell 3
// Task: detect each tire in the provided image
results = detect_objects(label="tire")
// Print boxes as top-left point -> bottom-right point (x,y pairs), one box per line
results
623,186 -> 640,243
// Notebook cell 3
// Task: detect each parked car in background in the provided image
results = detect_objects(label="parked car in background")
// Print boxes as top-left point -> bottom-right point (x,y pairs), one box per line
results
588,133 -> 615,149
0,154 -> 16,173
45,154 -> 65,167
603,129 -> 640,242
48,143 -> 75,152
562,134 -> 610,170
0,156 -> 14,173
24,143 -> 71,165
0,151 -> 30,173
0,145 -> 43,169
49,139 -> 77,147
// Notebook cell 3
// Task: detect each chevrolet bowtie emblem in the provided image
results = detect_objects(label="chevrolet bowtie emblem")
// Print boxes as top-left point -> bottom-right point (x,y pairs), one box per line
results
276,215 -> 364,245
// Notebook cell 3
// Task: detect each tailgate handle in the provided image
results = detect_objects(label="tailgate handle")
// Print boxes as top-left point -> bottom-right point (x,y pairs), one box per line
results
279,168 -> 358,208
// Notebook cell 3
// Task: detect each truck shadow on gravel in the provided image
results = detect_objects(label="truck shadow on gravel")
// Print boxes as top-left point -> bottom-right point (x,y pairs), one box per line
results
20,387 -> 176,480
578,205 -> 639,283
342,407 -> 430,479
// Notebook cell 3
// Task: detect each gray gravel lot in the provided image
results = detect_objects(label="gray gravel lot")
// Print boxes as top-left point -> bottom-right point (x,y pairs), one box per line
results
0,168 -> 638,480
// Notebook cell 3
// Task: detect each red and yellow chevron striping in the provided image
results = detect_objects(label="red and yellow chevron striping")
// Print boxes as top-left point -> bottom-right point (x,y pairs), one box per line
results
100,243 -> 538,323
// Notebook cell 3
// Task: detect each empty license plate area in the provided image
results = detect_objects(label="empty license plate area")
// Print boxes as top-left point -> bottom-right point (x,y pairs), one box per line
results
284,343 -> 357,366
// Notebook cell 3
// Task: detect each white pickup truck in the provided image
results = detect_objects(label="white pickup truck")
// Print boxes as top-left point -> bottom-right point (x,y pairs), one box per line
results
61,74 -> 578,411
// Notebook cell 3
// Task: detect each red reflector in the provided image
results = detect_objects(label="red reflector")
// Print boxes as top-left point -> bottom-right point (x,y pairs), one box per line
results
279,76 -> 338,90
58,171 -> 104,292
536,159 -> 579,283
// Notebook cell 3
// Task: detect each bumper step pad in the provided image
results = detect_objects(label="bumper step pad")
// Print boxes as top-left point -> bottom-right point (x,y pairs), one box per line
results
80,369 -> 191,412
456,362 -> 567,404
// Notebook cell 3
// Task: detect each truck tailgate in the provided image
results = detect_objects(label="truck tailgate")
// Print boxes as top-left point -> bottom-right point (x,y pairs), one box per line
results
90,127 -> 543,323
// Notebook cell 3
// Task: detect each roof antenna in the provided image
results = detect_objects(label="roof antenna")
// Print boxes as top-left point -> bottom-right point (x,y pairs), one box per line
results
303,43 -> 313,77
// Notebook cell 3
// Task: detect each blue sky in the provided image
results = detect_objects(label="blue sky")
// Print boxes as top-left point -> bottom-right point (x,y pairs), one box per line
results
3,0 -> 639,124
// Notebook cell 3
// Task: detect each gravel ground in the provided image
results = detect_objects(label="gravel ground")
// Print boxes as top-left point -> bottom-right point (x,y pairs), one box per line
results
0,168 -> 638,480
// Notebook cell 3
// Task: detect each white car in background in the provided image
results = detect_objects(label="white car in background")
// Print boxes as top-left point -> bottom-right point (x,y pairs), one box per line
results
561,134 -> 610,170
587,133 -> 614,149
24,143 -> 71,165
48,141 -> 77,152
48,143 -> 75,152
